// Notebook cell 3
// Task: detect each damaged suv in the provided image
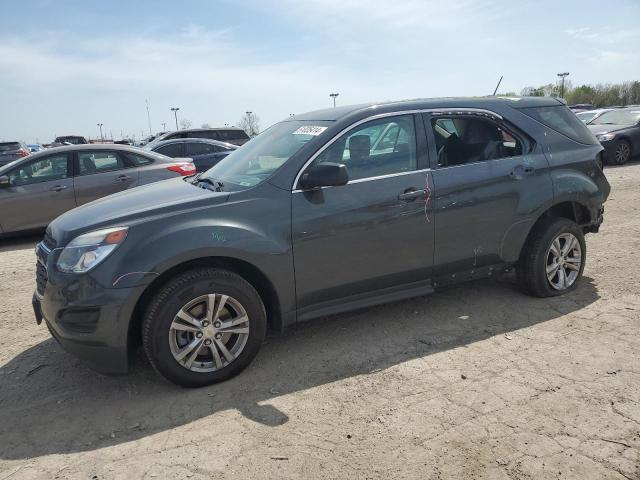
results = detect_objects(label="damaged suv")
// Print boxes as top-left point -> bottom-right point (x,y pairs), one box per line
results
33,97 -> 610,387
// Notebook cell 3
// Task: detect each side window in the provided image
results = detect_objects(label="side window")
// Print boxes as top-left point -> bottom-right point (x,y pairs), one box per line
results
126,153 -> 154,166
156,143 -> 182,157
185,142 -> 215,156
431,117 -> 523,167
78,151 -> 125,175
8,154 -> 69,186
313,115 -> 417,181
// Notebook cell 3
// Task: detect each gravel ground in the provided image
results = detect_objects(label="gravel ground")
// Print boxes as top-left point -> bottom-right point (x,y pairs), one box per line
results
0,164 -> 639,480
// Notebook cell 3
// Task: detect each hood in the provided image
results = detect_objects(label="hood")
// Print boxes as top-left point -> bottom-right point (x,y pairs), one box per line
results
49,177 -> 229,243
587,124 -> 634,136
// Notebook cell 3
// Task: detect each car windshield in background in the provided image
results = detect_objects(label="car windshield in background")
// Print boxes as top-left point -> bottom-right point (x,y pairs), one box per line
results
200,120 -> 332,189
518,105 -> 598,145
576,111 -> 598,123
0,142 -> 21,152
590,110 -> 640,125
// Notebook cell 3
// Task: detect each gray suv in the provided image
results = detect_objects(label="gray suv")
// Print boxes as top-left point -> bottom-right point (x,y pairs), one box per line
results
33,97 -> 610,387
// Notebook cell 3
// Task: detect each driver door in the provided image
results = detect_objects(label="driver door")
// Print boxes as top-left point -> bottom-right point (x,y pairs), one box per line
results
291,114 -> 435,319
0,153 -> 76,233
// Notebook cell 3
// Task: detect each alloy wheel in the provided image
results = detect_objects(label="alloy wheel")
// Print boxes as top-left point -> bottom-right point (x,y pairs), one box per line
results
615,142 -> 631,164
169,294 -> 250,372
546,233 -> 582,291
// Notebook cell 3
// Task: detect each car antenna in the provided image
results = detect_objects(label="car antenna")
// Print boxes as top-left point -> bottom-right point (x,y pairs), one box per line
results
492,76 -> 503,96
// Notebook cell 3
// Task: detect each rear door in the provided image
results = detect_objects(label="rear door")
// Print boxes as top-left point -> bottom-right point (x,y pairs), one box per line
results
0,153 -> 75,232
423,111 -> 553,281
73,150 -> 139,205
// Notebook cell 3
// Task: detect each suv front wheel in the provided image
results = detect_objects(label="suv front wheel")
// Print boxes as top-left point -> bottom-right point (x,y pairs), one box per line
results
518,218 -> 586,297
142,268 -> 267,387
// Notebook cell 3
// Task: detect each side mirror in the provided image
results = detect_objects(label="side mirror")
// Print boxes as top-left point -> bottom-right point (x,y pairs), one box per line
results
0,176 -> 10,188
300,163 -> 349,189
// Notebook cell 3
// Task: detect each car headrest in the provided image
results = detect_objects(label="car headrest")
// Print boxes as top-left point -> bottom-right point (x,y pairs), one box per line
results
349,135 -> 370,163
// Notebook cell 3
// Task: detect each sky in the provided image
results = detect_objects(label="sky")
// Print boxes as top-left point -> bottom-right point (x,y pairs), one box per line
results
1,0 -> 639,143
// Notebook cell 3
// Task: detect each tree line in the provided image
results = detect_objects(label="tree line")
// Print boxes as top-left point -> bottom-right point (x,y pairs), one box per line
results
498,81 -> 640,107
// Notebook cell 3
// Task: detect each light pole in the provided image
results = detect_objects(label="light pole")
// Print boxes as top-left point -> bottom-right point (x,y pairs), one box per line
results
557,72 -> 569,99
145,99 -> 152,136
330,92 -> 339,107
97,123 -> 104,142
161,122 -> 166,132
245,111 -> 253,136
170,107 -> 180,130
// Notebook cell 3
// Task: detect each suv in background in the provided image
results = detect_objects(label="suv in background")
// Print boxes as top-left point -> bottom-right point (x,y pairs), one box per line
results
0,141 -> 30,165
146,128 -> 250,148
54,136 -> 88,145
34,97 -> 610,387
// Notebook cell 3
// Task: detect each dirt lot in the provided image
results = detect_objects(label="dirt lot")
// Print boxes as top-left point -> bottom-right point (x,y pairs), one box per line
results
0,165 -> 639,480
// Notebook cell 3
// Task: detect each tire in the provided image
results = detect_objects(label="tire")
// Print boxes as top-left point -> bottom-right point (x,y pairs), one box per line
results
517,217 -> 586,298
142,268 -> 267,387
612,139 -> 632,165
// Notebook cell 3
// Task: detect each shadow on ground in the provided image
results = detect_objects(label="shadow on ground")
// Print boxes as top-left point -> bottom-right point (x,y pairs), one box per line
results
0,275 -> 599,460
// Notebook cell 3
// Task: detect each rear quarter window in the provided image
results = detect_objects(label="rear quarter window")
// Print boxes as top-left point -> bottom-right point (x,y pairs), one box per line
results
518,105 -> 598,145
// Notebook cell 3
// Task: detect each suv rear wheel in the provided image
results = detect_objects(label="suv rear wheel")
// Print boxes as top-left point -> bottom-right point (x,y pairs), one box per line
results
518,218 -> 586,297
142,268 -> 267,387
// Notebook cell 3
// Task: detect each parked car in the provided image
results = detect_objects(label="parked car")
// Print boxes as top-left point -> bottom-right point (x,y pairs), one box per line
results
145,128 -> 250,149
28,144 -> 46,153
0,144 -> 195,236
147,138 -> 238,172
33,97 -> 609,387
587,107 -> 640,164
0,141 -> 30,165
54,136 -> 88,145
575,108 -> 612,124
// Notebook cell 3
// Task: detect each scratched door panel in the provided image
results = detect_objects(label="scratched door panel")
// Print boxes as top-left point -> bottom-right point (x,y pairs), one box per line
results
430,145 -> 552,276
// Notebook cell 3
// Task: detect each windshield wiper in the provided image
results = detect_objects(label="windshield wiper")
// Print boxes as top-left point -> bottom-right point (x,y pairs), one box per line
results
196,177 -> 224,192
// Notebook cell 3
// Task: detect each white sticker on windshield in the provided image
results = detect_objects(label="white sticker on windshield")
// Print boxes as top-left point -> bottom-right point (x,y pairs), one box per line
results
293,126 -> 327,136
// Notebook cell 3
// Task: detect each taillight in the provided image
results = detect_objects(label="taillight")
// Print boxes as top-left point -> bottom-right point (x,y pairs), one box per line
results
167,162 -> 196,176
18,149 -> 29,157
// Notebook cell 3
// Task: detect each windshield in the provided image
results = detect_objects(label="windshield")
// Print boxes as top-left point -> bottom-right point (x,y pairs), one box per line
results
200,120 -> 332,189
591,110 -> 640,125
576,111 -> 598,123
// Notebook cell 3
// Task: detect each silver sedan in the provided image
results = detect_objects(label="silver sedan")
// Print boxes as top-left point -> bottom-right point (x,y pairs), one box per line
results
0,144 -> 195,235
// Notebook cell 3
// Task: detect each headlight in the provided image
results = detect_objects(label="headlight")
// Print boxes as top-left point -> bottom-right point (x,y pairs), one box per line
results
597,133 -> 615,142
57,227 -> 128,273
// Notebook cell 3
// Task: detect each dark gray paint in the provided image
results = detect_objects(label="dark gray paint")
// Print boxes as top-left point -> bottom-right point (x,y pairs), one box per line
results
34,97 -> 610,374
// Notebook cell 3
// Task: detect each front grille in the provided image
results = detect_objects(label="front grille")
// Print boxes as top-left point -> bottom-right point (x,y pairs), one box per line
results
36,260 -> 48,296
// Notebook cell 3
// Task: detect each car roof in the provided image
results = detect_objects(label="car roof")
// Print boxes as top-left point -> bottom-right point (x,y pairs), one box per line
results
168,127 -> 245,133
24,143 -> 148,156
290,96 -> 563,122
151,138 -> 237,148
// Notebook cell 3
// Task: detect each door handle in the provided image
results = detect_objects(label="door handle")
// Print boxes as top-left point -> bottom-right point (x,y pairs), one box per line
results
115,175 -> 131,182
50,185 -> 68,192
398,189 -> 426,201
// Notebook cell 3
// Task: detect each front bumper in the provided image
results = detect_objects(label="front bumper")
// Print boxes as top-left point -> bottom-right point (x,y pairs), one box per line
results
34,243 -> 146,375
599,140 -> 616,164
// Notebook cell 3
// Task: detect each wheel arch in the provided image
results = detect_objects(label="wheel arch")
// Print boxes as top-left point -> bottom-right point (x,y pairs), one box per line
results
501,200 -> 592,264
127,256 -> 283,354
519,201 -> 591,260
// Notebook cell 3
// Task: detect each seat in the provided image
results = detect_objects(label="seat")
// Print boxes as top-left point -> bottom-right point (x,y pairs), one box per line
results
348,135 -> 371,165
81,157 -> 97,174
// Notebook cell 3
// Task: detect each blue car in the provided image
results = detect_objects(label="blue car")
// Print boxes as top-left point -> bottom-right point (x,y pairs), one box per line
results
147,138 -> 238,172
28,144 -> 45,153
